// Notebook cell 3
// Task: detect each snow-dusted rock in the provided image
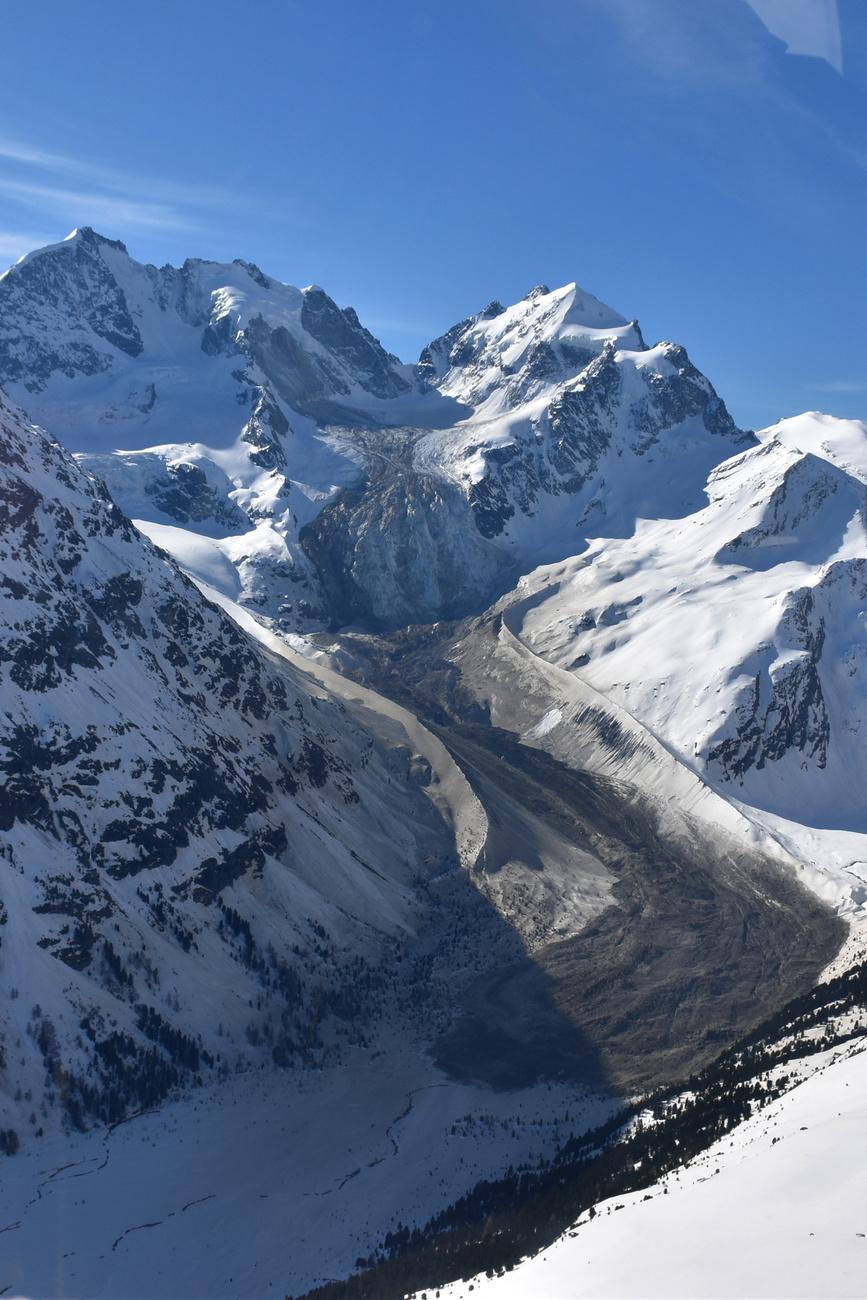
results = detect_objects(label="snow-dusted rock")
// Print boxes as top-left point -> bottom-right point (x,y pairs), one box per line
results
0,392 -> 450,1134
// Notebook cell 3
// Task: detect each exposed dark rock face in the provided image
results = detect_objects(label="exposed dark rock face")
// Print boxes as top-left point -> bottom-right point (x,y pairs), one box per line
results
708,559 -> 867,782
241,387 -> 291,469
300,286 -> 410,400
150,461 -> 250,528
632,343 -> 737,439
464,342 -> 745,541
0,228 -> 143,390
77,449 -> 252,535
417,298 -> 506,385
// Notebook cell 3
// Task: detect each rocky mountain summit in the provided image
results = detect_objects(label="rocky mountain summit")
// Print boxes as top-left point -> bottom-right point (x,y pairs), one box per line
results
0,231 -> 747,632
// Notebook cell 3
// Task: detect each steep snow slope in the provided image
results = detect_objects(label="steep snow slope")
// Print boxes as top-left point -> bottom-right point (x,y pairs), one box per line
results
515,414 -> 867,912
424,1038 -> 867,1300
0,233 -> 748,630
0,391 -> 459,1137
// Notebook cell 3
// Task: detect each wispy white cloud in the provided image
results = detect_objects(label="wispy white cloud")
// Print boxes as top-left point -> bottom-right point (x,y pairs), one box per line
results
0,137 -> 235,210
808,378 -> 867,394
0,229 -> 56,263
0,176 -> 190,233
0,133 -> 239,240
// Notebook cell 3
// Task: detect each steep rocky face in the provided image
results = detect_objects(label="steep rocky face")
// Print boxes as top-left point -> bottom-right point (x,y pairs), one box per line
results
300,434 -> 513,628
299,287 -> 409,400
705,556 -> 867,789
441,340 -> 745,545
0,228 -> 143,388
0,394 -> 449,1135
707,586 -> 830,778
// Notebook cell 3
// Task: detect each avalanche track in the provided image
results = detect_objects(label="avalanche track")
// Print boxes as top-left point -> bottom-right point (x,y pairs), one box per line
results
195,580 -> 489,873
330,607 -> 846,1094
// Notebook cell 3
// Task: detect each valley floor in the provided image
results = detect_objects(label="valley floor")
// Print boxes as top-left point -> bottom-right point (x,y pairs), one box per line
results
0,1036 -> 614,1298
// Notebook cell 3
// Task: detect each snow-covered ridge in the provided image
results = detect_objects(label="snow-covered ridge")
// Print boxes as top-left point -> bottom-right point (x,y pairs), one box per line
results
411,1013 -> 867,1300
515,412 -> 867,908
0,225 -> 414,416
0,230 -> 747,632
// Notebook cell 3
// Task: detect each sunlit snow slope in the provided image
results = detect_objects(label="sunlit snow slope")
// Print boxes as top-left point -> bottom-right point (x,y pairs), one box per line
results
514,413 -> 867,920
424,1040 -> 867,1300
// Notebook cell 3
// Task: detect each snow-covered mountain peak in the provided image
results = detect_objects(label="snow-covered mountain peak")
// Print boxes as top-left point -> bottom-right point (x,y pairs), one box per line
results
0,225 -> 130,278
0,233 -> 747,631
714,444 -> 867,572
515,279 -> 628,329
0,229 -> 413,432
419,279 -> 642,412
65,224 -> 125,246
758,411 -> 867,487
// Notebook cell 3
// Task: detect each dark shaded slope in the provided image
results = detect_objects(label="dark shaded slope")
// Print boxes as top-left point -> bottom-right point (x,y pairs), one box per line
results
434,724 -> 841,1092
318,621 -> 843,1096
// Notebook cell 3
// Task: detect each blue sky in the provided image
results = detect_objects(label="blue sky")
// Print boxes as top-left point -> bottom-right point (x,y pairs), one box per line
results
0,0 -> 864,429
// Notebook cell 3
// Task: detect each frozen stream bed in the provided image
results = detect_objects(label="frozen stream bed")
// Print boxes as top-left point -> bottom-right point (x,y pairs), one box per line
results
0,1041 -> 614,1298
